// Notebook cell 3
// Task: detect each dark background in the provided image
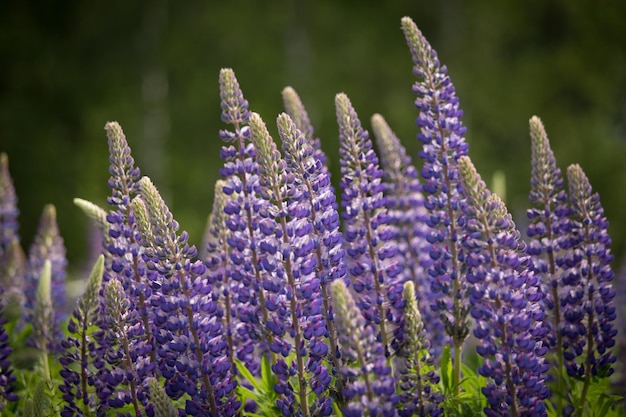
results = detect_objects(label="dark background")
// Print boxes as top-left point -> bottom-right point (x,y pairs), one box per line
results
2,0 -> 626,279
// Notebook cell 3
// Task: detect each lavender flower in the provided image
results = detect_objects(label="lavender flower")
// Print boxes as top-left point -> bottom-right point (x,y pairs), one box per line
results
59,255 -> 105,417
336,92 -> 402,358
459,156 -> 549,416
0,239 -> 25,314
371,113 -> 446,359
25,205 -> 67,350
562,164 -> 616,384
401,16 -> 470,391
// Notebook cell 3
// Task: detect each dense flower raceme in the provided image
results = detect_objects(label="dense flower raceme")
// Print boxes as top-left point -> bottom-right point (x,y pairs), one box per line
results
459,156 -> 550,417
561,164 -> 616,379
0,286 -> 17,410
401,17 -> 471,368
23,204 -> 67,351
371,113 -> 445,359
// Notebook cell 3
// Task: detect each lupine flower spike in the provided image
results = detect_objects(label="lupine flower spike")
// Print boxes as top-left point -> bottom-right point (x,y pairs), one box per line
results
203,179 -> 237,370
563,164 -> 616,411
398,280 -> 442,417
59,255 -> 105,417
250,112 -> 317,416
147,378 -> 178,417
0,285 -> 17,410
459,155 -> 550,416
25,205 -> 67,350
134,176 -> 238,416
336,92 -> 402,360
277,112 -> 346,410
525,116 -> 570,413
218,68 -> 272,373
0,153 -> 20,271
401,16 -> 471,393
371,113 -> 445,359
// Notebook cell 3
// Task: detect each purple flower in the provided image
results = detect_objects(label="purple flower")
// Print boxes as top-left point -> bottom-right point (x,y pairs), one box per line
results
0,153 -> 19,260
0,286 -> 17,410
133,177 -> 238,416
459,156 -> 550,416
397,281 -> 442,417
59,255 -> 105,417
561,164 -> 616,380
401,17 -> 471,368
331,280 -> 394,416
525,116 -> 570,352
24,204 -> 67,351
277,112 -> 347,405
371,113 -> 446,359
336,92 -> 402,358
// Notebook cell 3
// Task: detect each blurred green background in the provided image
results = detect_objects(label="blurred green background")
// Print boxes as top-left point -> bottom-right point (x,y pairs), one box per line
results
1,0 -> 625,277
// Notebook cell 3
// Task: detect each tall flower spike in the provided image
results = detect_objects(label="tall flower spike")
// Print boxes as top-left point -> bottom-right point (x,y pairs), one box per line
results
0,286 -> 17,410
525,116 -> 570,412
277,112 -> 346,408
562,164 -> 616,402
459,156 -> 550,417
336,92 -> 402,359
250,111 -> 315,416
371,113 -> 446,358
218,68 -> 270,374
34,260 -> 53,367
398,281 -> 442,417
25,204 -> 67,350
136,177 -> 237,416
203,179 -> 238,370
102,277 -> 145,416
282,86 -> 327,166
1,238 -> 25,314
0,153 -> 19,265
59,255 -> 105,417
402,16 -> 470,392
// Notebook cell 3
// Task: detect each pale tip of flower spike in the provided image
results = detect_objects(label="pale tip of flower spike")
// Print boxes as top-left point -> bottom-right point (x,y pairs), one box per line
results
148,377 -> 178,417
130,196 -> 151,240
36,260 -> 52,313
73,198 -> 110,238
83,254 -> 105,310
529,115 -> 546,143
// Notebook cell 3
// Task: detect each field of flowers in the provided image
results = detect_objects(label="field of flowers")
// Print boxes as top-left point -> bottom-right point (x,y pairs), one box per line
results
0,16 -> 622,417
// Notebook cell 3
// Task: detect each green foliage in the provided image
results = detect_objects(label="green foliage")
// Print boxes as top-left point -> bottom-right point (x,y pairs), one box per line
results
235,356 -> 281,417
439,345 -> 488,416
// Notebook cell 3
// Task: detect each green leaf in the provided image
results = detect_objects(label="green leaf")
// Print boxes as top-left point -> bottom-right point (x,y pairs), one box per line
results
235,359 -> 262,392
441,344 -> 452,394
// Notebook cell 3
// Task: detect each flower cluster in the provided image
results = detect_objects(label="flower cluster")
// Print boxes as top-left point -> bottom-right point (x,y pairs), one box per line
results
0,15 -> 621,417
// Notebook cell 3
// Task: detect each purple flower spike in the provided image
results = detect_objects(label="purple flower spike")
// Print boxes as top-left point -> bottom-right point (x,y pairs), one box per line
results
0,153 -> 20,267
0,286 -> 17,409
282,86 -> 328,167
562,164 -> 616,382
401,17 -> 471,379
277,111 -> 347,406
397,281 -> 442,417
134,177 -> 238,416
218,69 -> 271,374
336,92 -> 402,358
371,113 -> 446,359
59,255 -> 105,417
25,204 -> 67,350
459,156 -> 550,417
526,116 -> 569,352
